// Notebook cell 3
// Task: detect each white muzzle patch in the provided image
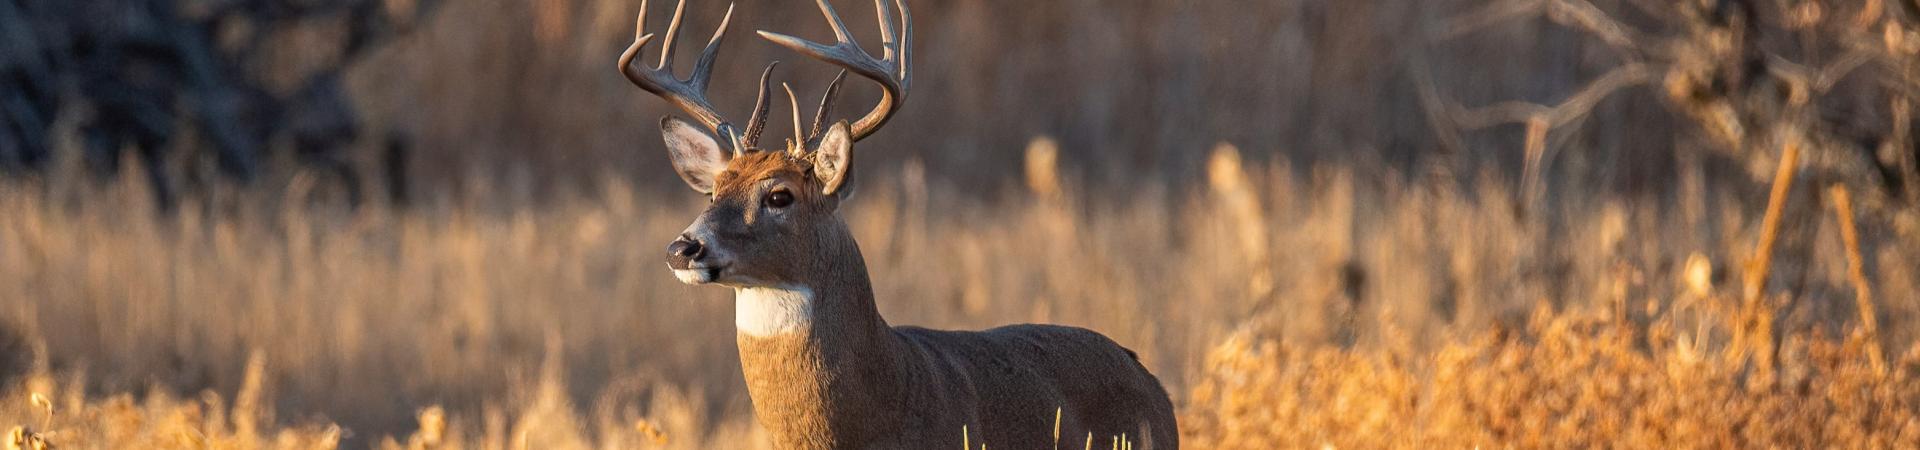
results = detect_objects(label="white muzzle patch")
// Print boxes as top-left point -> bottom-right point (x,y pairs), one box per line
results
673,268 -> 714,285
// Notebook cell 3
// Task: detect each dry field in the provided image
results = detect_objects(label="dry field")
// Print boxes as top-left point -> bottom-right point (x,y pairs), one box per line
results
11,0 -> 1920,447
2,138 -> 1918,448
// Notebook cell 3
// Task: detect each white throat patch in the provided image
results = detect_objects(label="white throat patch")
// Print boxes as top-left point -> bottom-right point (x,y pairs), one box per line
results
735,286 -> 814,337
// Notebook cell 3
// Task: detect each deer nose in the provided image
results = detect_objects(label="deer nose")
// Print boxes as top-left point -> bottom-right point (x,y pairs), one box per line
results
666,236 -> 706,268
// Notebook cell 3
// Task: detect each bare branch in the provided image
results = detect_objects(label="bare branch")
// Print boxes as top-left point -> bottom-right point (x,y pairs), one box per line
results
1411,63 -> 1467,155
1545,0 -> 1647,55
1543,63 -> 1653,125
1815,49 -> 1878,93
1436,0 -> 1648,59
1435,0 -> 1544,41
1452,63 -> 1652,130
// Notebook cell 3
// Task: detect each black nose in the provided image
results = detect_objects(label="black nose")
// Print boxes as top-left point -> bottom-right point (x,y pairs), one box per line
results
666,237 -> 705,268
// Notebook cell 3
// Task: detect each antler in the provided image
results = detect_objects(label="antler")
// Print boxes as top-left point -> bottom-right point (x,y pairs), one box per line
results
806,71 -> 849,144
757,0 -> 911,142
621,0 -> 783,152
742,62 -> 778,149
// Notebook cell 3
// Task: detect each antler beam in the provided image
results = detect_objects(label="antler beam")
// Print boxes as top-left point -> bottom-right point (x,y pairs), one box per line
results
757,0 -> 911,142
619,0 -> 751,150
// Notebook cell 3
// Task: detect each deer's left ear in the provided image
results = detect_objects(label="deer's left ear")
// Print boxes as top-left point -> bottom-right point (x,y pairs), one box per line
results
813,121 -> 854,196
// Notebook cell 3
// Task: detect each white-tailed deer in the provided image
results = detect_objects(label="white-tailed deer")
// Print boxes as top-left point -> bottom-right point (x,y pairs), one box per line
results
618,1 -> 1177,448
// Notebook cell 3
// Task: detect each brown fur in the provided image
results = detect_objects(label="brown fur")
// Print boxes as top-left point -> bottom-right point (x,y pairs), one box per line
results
698,149 -> 1178,449
714,151 -> 814,199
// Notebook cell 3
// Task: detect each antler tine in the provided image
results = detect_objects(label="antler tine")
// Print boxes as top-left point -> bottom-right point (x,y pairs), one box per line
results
806,70 -> 849,145
688,3 -> 734,92
618,1 -> 741,150
743,62 -> 778,149
783,83 -> 803,150
757,0 -> 911,142
657,0 -> 687,68
819,0 -> 855,45
897,0 -> 911,92
636,0 -> 650,42
874,0 -> 895,61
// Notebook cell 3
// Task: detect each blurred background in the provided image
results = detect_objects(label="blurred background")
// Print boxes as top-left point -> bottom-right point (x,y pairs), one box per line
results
4,0 -> 1920,448
10,0 -> 1822,201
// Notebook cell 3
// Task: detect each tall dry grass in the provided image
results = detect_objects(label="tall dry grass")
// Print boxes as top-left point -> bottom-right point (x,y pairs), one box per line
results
1184,304 -> 1920,448
3,139 -> 1918,448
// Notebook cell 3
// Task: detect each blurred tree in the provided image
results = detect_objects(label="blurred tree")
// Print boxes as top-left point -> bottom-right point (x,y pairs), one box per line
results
0,0 -> 439,208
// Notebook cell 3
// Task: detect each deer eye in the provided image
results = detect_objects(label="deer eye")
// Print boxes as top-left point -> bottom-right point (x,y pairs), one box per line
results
765,188 -> 794,209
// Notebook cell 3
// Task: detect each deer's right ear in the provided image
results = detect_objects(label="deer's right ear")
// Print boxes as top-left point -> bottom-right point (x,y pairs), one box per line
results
661,117 -> 730,194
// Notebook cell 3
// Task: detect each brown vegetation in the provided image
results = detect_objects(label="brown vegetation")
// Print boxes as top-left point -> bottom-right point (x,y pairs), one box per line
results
7,0 -> 1920,447
1186,301 -> 1920,448
5,136 -> 1919,446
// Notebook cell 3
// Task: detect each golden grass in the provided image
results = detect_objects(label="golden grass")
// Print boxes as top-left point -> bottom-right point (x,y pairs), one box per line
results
2,355 -> 342,449
3,143 -> 1918,448
1184,305 -> 1920,448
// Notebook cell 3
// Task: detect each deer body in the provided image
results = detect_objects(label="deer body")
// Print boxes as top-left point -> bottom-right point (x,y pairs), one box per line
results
727,217 -> 1175,449
620,1 -> 1177,447
740,322 -> 1177,449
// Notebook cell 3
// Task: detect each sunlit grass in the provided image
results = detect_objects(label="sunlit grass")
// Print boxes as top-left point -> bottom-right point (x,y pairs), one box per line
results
3,141 -> 1917,448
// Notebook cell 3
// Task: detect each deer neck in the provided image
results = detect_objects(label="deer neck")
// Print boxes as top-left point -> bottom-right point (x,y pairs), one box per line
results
732,224 -> 905,446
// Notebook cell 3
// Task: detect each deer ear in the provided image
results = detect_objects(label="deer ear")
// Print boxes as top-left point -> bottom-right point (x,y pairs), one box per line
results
813,121 -> 854,196
661,117 -> 730,194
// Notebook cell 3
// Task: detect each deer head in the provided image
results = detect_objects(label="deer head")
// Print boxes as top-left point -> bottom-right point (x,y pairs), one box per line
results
617,0 -> 910,288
